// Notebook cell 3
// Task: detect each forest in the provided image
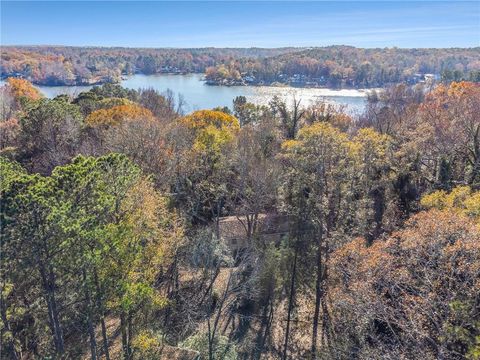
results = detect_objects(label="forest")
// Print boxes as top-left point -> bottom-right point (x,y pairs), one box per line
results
204,46 -> 480,87
2,46 -> 480,88
0,77 -> 479,360
0,47 -> 299,86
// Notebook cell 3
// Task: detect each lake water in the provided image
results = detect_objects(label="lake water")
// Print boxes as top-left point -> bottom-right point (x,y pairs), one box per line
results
1,74 -> 370,114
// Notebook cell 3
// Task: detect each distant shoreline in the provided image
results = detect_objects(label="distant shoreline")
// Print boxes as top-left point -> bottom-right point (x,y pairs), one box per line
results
1,73 -> 386,91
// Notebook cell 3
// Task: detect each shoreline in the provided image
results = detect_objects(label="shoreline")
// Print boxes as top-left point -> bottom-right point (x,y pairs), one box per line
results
1,73 -> 385,91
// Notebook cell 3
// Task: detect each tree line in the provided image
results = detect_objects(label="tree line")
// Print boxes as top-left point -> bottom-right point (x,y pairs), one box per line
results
0,77 -> 479,359
0,46 -> 298,86
2,45 -> 479,88
205,46 -> 480,88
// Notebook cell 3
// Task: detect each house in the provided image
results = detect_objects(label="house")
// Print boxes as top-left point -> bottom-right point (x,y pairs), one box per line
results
218,213 -> 291,252
424,73 -> 438,83
244,75 -> 256,83
408,73 -> 440,85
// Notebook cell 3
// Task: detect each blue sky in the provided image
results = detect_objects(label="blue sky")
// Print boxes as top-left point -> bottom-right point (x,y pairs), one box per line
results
1,1 -> 479,48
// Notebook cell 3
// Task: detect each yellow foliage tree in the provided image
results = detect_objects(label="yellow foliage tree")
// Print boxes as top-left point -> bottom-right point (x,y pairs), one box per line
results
169,110 -> 239,223
351,128 -> 394,240
180,110 -> 239,152
98,97 -> 134,109
181,109 -> 239,131
193,124 -> 236,152
352,128 -> 392,169
421,186 -> 480,222
85,103 -> 154,126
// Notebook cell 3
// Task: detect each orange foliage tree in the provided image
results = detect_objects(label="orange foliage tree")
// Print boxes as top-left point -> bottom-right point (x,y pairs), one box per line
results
330,209 -> 480,359
413,81 -> 480,186
6,78 -> 42,101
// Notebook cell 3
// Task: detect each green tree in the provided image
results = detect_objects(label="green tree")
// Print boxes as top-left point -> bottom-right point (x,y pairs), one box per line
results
19,97 -> 83,173
1,154 -> 183,359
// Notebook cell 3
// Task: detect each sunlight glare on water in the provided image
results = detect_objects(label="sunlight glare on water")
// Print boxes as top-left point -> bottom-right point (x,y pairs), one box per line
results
1,74 -> 372,115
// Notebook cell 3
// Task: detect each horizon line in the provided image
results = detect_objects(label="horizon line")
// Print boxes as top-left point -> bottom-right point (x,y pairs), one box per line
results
2,44 -> 480,50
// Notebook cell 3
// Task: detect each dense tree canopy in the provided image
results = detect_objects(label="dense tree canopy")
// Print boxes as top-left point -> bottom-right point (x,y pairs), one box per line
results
0,78 -> 478,360
331,209 -> 480,359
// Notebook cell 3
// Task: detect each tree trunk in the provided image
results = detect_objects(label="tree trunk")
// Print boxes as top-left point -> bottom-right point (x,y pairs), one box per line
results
100,316 -> 110,360
94,269 -> 110,360
283,245 -> 298,360
120,311 -> 130,360
256,294 -> 275,360
199,267 -> 220,307
127,313 -> 133,360
207,318 -> 214,360
83,269 -> 97,360
0,291 -> 20,360
208,271 -> 232,360
48,267 -> 64,355
311,226 -> 323,360
39,263 -> 64,355
174,254 -> 180,300
322,237 -> 332,352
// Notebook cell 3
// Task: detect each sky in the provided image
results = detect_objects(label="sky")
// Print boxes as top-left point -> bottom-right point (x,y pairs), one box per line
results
1,1 -> 479,48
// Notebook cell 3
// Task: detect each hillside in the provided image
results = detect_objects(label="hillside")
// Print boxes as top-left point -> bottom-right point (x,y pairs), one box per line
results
2,46 -> 479,88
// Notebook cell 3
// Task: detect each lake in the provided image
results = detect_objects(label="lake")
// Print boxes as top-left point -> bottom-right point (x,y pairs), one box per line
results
2,74 -> 371,114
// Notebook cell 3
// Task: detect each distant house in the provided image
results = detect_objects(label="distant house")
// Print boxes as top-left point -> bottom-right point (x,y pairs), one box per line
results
409,73 -> 439,85
244,75 -> 255,83
218,213 -> 291,252
424,73 -> 438,83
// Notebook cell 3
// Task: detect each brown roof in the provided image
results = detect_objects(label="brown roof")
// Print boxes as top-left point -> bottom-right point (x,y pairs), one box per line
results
218,213 -> 291,240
